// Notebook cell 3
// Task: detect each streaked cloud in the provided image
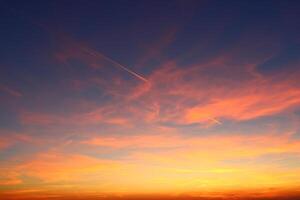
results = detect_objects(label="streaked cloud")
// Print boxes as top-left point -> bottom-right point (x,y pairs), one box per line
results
0,84 -> 22,97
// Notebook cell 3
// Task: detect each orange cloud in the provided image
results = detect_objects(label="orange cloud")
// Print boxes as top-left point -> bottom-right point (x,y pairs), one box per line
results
16,152 -> 118,183
124,59 -> 300,125
20,107 -> 130,127
185,83 -> 300,123
83,131 -> 300,157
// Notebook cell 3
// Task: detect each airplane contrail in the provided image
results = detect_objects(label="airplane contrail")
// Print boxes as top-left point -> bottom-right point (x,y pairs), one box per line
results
83,48 -> 149,83
0,84 -> 23,97
209,117 -> 222,125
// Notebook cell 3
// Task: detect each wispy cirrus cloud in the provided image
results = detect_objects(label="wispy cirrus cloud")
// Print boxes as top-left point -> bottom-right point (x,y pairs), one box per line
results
20,50 -> 300,129
122,60 -> 300,126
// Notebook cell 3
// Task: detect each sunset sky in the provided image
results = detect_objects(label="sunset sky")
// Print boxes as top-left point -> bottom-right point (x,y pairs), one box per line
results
1,0 -> 300,199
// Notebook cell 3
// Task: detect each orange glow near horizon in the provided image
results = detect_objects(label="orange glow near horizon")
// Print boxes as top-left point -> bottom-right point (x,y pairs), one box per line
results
2,132 -> 300,199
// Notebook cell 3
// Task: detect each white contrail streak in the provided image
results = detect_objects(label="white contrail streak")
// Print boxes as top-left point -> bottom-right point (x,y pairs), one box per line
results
209,117 -> 222,125
83,48 -> 149,83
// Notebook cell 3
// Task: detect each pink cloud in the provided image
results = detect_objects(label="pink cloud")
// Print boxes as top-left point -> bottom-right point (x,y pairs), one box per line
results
124,58 -> 300,125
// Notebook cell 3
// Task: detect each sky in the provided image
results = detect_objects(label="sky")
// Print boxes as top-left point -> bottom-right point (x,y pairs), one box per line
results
1,0 -> 300,199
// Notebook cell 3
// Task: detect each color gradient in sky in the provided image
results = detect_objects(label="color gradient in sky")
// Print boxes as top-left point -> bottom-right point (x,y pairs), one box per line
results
1,0 -> 300,199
